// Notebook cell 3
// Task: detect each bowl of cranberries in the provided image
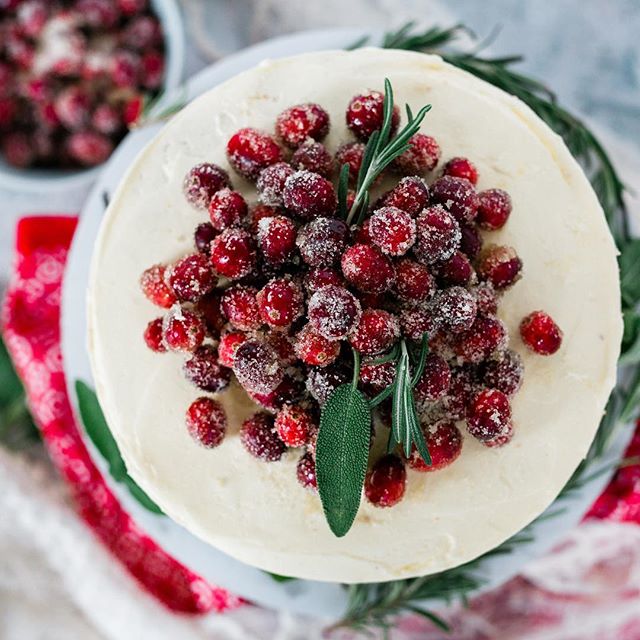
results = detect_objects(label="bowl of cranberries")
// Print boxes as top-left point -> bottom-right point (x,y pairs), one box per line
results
0,0 -> 185,191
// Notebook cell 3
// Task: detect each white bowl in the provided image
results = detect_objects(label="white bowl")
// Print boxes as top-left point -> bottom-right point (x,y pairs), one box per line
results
0,0 -> 185,193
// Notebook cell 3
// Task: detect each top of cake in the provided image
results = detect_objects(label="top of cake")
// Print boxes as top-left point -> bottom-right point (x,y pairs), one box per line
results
88,48 -> 622,583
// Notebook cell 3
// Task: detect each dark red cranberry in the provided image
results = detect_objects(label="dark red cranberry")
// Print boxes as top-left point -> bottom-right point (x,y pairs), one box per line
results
472,282 -> 499,315
110,51 -> 140,88
341,244 -> 395,294
379,176 -> 430,218
346,90 -> 400,141
275,103 -> 330,148
218,330 -> 249,368
249,371 -> 305,409
365,455 -> 406,507
143,317 -> 166,352
283,170 -> 337,220
294,325 -> 341,367
265,332 -> 297,366
477,245 -> 523,290
297,217 -> 348,267
275,404 -> 315,447
297,452 -> 317,489
395,259 -> 434,305
186,398 -> 226,448
484,422 -> 514,448
308,285 -> 362,339
443,366 -> 480,420
520,311 -> 563,355
233,339 -> 284,394
430,176 -> 479,224
226,127 -> 283,180
168,254 -> 215,302
2,133 -> 34,168
359,360 -> 396,395
414,354 -> 451,405
407,422 -> 462,472
482,349 -> 524,396
140,264 -> 176,308
350,309 -> 400,355
434,251 -> 475,287
248,204 -> 283,234
162,307 -> 206,352
256,162 -> 294,207
414,205 -> 461,265
369,206 -> 416,256
393,133 -> 440,175
335,142 -> 365,183
54,86 -> 90,130
304,268 -> 343,294
477,189 -> 512,230
291,141 -> 334,177
459,223 -> 483,259
442,157 -> 478,185
67,132 -> 113,166
221,285 -> 261,331
240,412 -> 286,461
194,222 -> 218,255
208,188 -> 248,231
183,345 -> 232,393
306,364 -> 351,405
183,163 -> 230,210
92,104 -> 120,135
452,314 -> 507,364
140,50 -> 164,90
256,215 -> 297,265
351,220 -> 373,245
210,228 -> 257,279
257,279 -> 303,329
430,286 -> 477,334
467,388 -> 512,441
196,291 -> 225,335
400,307 -> 436,341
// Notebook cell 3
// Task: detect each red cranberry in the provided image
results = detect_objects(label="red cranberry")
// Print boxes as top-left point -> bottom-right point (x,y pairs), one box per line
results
443,366 -> 480,420
395,259 -> 434,305
431,286 -> 477,334
92,104 -> 120,135
359,361 -> 395,395
307,365 -> 350,406
16,0 -> 48,37
335,142 -> 365,183
434,251 -> 475,287
291,141 -> 334,177
194,222 -> 218,255
77,0 -> 119,27
520,311 -> 563,355
369,206 -> 416,256
143,317 -> 166,353
110,50 -> 140,88
380,176 -> 430,218
414,205 -> 461,265
477,245 -> 523,290
297,217 -> 348,267
467,388 -> 512,441
459,223 -> 483,259
162,306 -> 206,352
304,267 -> 343,294
283,170 -> 337,220
121,14 -> 161,48
226,127 -> 283,180
123,96 -> 144,126
186,398 -> 226,448
275,103 -> 330,148
140,264 -> 176,308
256,215 -> 297,265
297,452 -> 317,489
472,282 -> 499,315
452,314 -> 507,364
414,354 -> 451,405
256,162 -> 294,207
400,307 -> 436,341
393,133 -> 440,175
218,330 -> 249,368
484,422 -> 514,448
477,189 -> 512,230
248,372 -> 305,411
118,0 -> 147,15
365,455 -> 406,508
275,404 -> 315,447
346,90 -> 400,141
257,279 -> 303,329
233,339 -> 284,394
407,422 -> 462,472
308,285 -> 362,340
442,157 -> 478,185
208,189 -> 248,231
221,285 -> 261,331
341,244 -> 395,294
351,220 -> 373,245
210,228 -> 256,279
183,163 -> 231,210
2,133 -> 34,168
350,309 -> 400,355
265,332 -> 297,366
168,254 -> 215,302
240,412 -> 286,461
294,325 -> 341,367
183,345 -> 232,393
482,349 -> 523,396
430,176 -> 479,224
196,291 -> 225,335
0,97 -> 17,129
67,132 -> 113,166
140,50 -> 164,90
248,204 -> 283,234
54,87 -> 90,130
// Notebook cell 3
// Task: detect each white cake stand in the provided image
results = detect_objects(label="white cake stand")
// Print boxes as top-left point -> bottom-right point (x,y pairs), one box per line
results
60,28 -> 635,621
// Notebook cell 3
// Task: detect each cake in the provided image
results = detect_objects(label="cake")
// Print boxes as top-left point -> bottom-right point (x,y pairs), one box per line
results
87,48 -> 622,583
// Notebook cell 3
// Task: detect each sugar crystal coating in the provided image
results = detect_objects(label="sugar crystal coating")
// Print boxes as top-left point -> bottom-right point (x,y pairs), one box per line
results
186,397 -> 227,448
233,339 -> 284,394
240,412 -> 286,461
308,285 -> 362,340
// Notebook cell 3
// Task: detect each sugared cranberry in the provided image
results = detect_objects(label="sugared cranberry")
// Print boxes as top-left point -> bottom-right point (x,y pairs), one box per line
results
275,404 -> 315,447
304,268 -> 343,294
341,244 -> 395,294
54,87 -> 90,130
256,162 -> 294,207
256,215 -> 297,265
306,365 -> 350,405
110,50 -> 140,88
484,422 -> 514,448
360,361 -> 396,395
248,372 -> 305,411
183,345 -> 232,393
194,222 -> 218,255
218,330 -> 249,368
233,339 -> 284,394
294,325 -> 341,367
240,412 -> 286,461
482,349 -> 523,396
168,253 -> 215,302
467,388 -> 512,442
183,163 -> 230,210
400,307 -> 435,341
365,455 -> 406,508
121,14 -> 161,48
430,176 -> 479,224
414,354 -> 451,405
380,176 -> 430,218
226,127 -> 283,180
350,309 -> 400,355
140,50 -> 164,90
308,285 -> 362,340
351,220 -> 373,245
335,142 -> 365,183
92,104 -> 120,135
162,306 -> 206,352
395,259 -> 434,305
369,207 -> 416,256
118,0 -> 147,15
346,90 -> 400,141
452,314 -> 507,364
520,311 -> 563,355
265,332 -> 297,366
459,223 -> 483,259
275,103 -> 330,148
430,287 -> 477,334
414,205 -> 461,265
196,291 -> 225,334
297,217 -> 348,267
477,189 -> 512,230
67,132 -> 113,166
296,452 -> 317,489
393,133 -> 440,175
283,170 -> 337,220
248,204 -> 282,234
407,422 -> 462,472
442,157 -> 478,185
143,317 -> 166,353
140,264 -> 176,308
208,188 -> 248,231
2,133 -> 34,168
434,251 -> 475,287
477,245 -> 523,290
257,278 -> 303,329
443,366 -> 479,420
472,282 -> 499,315
291,141 -> 334,177
221,285 -> 261,331
210,228 -> 256,279
186,397 -> 227,448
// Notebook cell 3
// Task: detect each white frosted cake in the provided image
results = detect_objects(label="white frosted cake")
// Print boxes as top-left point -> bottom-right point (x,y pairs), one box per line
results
88,48 -> 622,583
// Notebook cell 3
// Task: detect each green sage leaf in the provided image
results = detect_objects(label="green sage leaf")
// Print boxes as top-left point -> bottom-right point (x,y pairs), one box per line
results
621,310 -> 640,365
619,239 -> 640,308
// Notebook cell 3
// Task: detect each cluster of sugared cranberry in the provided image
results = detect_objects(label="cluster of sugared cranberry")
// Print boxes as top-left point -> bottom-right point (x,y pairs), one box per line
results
0,0 -> 164,168
141,89 -> 563,509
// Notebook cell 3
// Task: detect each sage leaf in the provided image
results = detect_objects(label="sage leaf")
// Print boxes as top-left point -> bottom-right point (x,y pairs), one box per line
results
619,237 -> 640,308
621,310 -> 640,365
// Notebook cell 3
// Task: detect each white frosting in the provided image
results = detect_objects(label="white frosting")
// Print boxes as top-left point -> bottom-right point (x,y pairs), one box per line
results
88,49 -> 622,583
